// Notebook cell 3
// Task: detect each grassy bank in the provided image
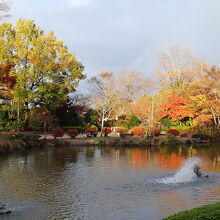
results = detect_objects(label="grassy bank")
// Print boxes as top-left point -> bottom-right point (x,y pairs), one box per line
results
163,202 -> 220,220
0,133 -> 56,154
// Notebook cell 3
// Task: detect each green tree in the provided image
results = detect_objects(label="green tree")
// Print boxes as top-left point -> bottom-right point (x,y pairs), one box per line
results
0,19 -> 85,129
126,115 -> 141,129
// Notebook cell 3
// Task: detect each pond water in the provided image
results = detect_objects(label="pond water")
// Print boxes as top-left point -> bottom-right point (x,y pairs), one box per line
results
0,144 -> 220,220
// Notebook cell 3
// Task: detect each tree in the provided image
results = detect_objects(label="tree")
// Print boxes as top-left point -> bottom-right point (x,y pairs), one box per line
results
54,94 -> 88,127
0,19 -> 85,129
88,72 -> 119,129
29,107 -> 57,138
84,109 -> 99,127
126,115 -> 141,129
115,70 -> 153,102
157,46 -> 203,94
191,65 -> 220,127
0,0 -> 10,20
159,94 -> 195,123
0,64 -> 16,100
131,95 -> 157,131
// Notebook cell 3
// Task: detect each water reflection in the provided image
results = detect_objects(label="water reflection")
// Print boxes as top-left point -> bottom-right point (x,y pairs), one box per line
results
0,144 -> 219,220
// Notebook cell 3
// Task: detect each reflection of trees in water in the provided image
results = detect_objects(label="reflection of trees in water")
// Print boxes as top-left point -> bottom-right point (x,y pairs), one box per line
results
97,145 -> 220,171
195,145 -> 220,172
1,144 -> 220,202
100,147 -> 113,157
0,146 -> 82,201
85,147 -> 95,158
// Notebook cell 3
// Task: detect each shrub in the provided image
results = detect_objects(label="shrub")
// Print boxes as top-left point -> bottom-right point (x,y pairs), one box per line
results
171,125 -> 192,131
102,127 -> 112,134
131,126 -> 145,136
116,127 -> 128,134
192,133 -> 210,140
116,127 -> 128,138
152,128 -> 160,136
63,126 -> 85,133
90,125 -> 98,132
167,129 -> 180,136
53,128 -> 64,139
67,129 -> 79,138
7,133 -> 41,140
127,115 -> 141,129
163,202 -> 220,220
85,127 -> 96,133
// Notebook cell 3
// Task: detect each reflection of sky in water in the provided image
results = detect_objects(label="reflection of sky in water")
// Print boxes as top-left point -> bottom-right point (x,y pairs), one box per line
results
0,144 -> 219,220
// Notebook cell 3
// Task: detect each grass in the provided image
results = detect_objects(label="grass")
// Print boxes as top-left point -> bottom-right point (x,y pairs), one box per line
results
0,136 -> 23,152
0,133 -> 41,153
163,202 -> 220,220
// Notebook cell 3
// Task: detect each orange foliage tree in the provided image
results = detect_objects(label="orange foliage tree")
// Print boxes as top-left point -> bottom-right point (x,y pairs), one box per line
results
159,94 -> 195,122
0,64 -> 16,99
131,97 -> 152,129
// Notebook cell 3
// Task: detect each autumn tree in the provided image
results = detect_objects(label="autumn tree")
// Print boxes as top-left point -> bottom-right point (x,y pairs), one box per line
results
29,107 -> 57,138
191,65 -> 220,127
0,63 -> 16,100
159,94 -> 195,125
115,70 -> 153,103
88,72 -> 119,129
0,19 -> 85,129
157,46 -> 203,94
131,95 -> 158,132
0,0 -> 10,20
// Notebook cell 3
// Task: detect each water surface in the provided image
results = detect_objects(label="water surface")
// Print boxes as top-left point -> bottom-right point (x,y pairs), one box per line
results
0,144 -> 220,220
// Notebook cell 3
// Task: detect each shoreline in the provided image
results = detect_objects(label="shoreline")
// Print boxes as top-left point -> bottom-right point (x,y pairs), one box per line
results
0,135 -> 216,155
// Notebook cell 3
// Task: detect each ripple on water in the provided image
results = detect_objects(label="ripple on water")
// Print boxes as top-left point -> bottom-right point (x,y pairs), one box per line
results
0,146 -> 220,220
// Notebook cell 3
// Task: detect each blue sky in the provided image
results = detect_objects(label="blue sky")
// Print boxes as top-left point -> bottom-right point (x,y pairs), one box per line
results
9,0 -> 220,92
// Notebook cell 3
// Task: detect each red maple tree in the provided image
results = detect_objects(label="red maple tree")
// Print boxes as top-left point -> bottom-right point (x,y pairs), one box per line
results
159,94 -> 195,121
0,64 -> 16,99
0,64 -> 16,89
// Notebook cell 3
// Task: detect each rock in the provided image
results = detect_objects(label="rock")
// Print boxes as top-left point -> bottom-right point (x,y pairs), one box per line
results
46,142 -> 55,147
108,132 -> 120,137
180,133 -> 189,138
116,140 -> 126,147
75,134 -> 87,139
191,138 -> 202,143
152,138 -> 159,145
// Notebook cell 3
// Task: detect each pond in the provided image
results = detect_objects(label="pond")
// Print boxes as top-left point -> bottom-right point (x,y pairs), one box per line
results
0,144 -> 220,220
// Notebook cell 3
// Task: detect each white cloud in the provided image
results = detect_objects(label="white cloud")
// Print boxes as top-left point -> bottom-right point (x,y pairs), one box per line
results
66,0 -> 93,7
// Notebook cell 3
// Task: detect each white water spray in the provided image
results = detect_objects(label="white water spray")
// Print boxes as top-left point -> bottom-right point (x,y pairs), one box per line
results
158,157 -> 201,184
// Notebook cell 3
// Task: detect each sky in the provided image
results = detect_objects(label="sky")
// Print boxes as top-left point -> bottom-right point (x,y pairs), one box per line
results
8,0 -> 220,92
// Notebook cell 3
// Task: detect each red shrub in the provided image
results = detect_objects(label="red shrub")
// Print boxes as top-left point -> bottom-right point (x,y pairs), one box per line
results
67,129 -> 79,138
167,129 -> 180,136
152,128 -> 160,136
85,127 -> 96,133
53,128 -> 64,139
102,127 -> 112,134
131,126 -> 145,136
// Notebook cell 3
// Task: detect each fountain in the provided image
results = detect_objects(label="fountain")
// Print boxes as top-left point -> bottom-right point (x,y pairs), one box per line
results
0,203 -> 11,215
158,157 -> 207,184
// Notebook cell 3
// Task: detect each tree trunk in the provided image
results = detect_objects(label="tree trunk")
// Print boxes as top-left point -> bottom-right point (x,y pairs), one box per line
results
24,102 -> 30,130
44,122 -> 47,139
101,113 -> 105,137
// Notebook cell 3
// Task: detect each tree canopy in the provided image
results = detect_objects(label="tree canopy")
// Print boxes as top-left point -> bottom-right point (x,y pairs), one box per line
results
0,18 -> 85,129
